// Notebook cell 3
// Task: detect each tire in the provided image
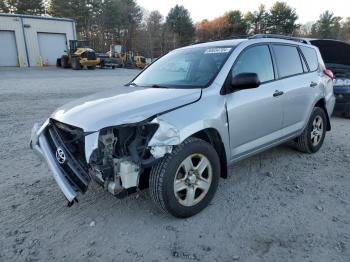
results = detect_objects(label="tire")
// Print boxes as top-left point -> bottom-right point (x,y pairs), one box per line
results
149,137 -> 220,218
56,58 -> 61,67
87,65 -> 96,70
61,55 -> 69,68
342,110 -> 350,119
295,107 -> 327,153
71,57 -> 81,70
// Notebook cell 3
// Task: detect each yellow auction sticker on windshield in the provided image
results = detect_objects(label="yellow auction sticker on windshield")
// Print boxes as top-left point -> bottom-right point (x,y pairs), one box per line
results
204,48 -> 232,54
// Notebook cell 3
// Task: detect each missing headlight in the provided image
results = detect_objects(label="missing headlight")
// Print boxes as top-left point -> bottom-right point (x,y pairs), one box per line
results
88,123 -> 159,196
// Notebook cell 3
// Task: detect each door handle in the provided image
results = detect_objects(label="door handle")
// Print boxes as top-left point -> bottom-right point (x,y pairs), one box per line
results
310,82 -> 318,87
273,90 -> 284,97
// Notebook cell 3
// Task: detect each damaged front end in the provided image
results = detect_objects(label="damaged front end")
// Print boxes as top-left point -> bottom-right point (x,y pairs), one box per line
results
88,122 -> 160,197
30,118 -> 175,205
30,119 -> 90,205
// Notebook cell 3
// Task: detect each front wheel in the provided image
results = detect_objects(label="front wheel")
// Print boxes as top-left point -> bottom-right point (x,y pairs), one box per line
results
149,137 -> 220,218
295,107 -> 327,153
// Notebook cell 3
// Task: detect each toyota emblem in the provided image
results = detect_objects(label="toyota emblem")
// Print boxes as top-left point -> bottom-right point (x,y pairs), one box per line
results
55,147 -> 66,164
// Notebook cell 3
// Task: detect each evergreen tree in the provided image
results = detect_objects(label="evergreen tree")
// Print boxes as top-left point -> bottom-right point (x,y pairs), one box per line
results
225,10 -> 248,37
146,10 -> 163,57
245,4 -> 269,34
312,11 -> 341,39
0,0 -> 9,13
16,0 -> 44,15
267,2 -> 298,35
49,0 -> 90,33
166,5 -> 195,47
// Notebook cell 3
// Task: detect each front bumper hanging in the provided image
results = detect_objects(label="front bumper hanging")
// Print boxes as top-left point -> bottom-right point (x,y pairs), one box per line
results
29,121 -> 78,203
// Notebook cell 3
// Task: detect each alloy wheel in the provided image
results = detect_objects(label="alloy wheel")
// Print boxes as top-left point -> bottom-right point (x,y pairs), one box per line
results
311,115 -> 324,146
174,153 -> 213,207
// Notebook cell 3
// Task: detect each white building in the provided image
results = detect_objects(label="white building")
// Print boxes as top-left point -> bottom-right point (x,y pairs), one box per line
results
0,13 -> 76,67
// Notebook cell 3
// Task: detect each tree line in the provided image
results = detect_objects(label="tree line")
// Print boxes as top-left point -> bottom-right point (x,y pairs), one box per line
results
197,2 -> 350,42
1,0 -> 350,58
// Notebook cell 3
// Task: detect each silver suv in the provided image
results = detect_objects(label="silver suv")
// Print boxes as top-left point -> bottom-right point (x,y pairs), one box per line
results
30,36 -> 335,217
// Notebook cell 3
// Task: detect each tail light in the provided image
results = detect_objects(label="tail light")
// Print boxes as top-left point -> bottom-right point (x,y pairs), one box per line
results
324,69 -> 334,79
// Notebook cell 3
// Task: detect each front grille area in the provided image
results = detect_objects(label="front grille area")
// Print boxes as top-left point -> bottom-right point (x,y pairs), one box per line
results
45,120 -> 90,193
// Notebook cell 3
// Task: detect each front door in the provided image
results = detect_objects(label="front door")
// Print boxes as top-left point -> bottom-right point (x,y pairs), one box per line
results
225,45 -> 284,159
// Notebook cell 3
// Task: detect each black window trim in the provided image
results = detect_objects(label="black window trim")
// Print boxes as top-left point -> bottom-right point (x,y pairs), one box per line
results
297,47 -> 310,73
299,45 -> 320,73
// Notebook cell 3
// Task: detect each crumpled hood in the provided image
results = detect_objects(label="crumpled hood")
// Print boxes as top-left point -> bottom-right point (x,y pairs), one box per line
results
51,85 -> 201,132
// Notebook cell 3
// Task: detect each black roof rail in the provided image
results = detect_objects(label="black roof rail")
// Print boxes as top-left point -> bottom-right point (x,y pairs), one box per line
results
249,34 -> 309,44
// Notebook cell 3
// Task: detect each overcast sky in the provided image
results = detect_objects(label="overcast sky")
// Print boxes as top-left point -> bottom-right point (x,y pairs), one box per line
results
137,0 -> 349,23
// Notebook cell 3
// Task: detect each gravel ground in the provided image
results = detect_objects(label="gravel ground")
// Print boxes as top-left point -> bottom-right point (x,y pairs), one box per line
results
0,67 -> 349,262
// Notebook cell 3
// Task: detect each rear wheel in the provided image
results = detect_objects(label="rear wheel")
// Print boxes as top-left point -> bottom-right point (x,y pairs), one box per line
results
87,65 -> 96,70
149,137 -> 220,218
71,57 -> 81,70
295,107 -> 327,153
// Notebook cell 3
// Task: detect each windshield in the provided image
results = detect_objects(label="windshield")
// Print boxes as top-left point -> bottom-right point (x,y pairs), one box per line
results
132,46 -> 234,88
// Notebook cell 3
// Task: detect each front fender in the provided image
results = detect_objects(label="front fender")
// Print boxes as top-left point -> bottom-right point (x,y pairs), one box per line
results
148,91 -> 230,161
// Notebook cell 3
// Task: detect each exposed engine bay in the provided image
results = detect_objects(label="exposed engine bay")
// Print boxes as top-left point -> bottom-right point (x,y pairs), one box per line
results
88,124 -> 160,197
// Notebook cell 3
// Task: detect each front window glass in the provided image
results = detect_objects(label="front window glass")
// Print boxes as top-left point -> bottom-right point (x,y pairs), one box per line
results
132,46 -> 234,88
232,45 -> 274,83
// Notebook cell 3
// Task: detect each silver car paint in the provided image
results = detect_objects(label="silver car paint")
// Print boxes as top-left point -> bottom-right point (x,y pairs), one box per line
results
30,37 -> 335,202
149,38 -> 335,163
51,85 -> 201,132
52,37 -> 335,163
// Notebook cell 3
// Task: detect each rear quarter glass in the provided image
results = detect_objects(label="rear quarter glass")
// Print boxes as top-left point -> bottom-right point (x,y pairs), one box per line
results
300,46 -> 319,71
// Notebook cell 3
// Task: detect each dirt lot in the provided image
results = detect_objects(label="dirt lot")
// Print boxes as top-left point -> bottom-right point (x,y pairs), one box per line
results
0,68 -> 349,262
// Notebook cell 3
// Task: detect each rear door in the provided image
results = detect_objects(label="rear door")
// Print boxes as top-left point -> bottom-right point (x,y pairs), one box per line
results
271,44 -> 315,134
225,44 -> 284,159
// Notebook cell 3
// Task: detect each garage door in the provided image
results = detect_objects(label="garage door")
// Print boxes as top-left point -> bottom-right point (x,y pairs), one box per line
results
38,33 -> 67,66
0,31 -> 18,67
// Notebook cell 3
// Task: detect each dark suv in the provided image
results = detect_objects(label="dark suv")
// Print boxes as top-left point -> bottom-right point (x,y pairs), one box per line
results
309,39 -> 350,118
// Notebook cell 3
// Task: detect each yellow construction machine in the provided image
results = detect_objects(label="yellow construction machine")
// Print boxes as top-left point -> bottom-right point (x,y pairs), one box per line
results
57,40 -> 100,70
108,44 -> 146,69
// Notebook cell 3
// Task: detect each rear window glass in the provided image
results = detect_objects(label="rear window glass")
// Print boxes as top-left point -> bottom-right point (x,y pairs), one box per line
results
272,45 -> 303,78
300,46 -> 319,71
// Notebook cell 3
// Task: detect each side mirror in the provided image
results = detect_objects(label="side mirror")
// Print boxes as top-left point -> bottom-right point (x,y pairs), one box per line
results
230,73 -> 260,91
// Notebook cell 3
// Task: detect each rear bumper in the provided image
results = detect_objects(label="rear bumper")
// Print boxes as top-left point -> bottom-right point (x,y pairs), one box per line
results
335,102 -> 350,112
29,121 -> 81,203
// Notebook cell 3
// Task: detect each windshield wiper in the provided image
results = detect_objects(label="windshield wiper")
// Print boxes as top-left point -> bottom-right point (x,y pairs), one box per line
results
128,82 -> 138,86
